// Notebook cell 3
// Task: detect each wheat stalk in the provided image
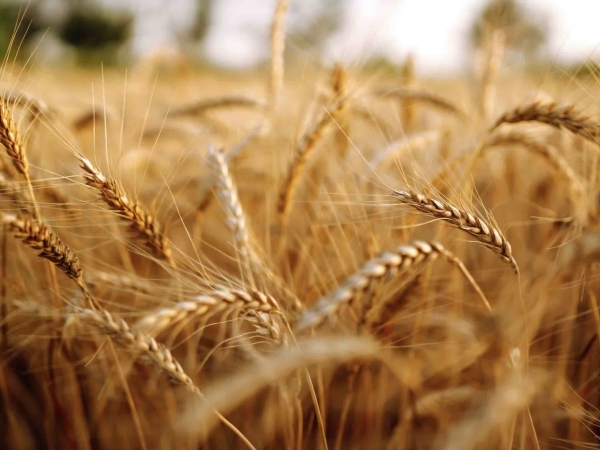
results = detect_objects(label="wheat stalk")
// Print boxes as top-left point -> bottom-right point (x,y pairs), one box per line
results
268,0 -> 290,109
277,102 -> 345,223
393,189 -> 518,273
1,213 -> 87,293
135,286 -> 280,334
77,155 -> 176,267
296,240 -> 489,330
491,101 -> 600,143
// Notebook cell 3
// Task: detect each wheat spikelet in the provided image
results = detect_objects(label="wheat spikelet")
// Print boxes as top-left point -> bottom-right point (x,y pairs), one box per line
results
491,101 -> 600,143
171,95 -> 267,118
1,213 -> 86,293
77,155 -> 176,267
484,130 -> 584,204
207,145 -> 254,274
296,240 -> 489,330
268,0 -> 289,109
277,102 -> 345,222
77,307 -> 195,386
369,130 -> 440,169
0,99 -> 29,176
135,286 -> 280,334
372,87 -> 467,119
393,190 -> 518,273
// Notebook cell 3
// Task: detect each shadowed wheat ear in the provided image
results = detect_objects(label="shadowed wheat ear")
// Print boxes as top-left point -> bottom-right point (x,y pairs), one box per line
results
268,0 -> 289,109
491,101 -> 600,143
277,102 -> 346,224
77,155 -> 176,267
76,307 -> 257,448
135,286 -> 280,334
484,130 -> 585,205
372,87 -> 467,119
393,190 -> 518,273
296,240 -> 490,330
171,95 -> 267,118
1,213 -> 88,295
370,130 -> 440,169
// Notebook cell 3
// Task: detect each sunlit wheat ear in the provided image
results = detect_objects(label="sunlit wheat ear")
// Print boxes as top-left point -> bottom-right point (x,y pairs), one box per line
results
491,101 -> 600,143
171,95 -> 267,117
277,102 -> 345,224
77,155 -> 176,267
207,145 -> 254,275
135,286 -> 280,335
484,130 -> 585,205
372,87 -> 468,119
268,0 -> 289,109
393,190 -> 519,273
0,99 -> 29,176
1,213 -> 87,294
296,240 -> 489,331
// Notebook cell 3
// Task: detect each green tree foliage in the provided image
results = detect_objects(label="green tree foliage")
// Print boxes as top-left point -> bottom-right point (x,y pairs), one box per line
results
471,0 -> 547,56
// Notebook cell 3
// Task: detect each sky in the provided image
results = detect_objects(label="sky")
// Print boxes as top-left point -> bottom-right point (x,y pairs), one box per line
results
125,0 -> 600,74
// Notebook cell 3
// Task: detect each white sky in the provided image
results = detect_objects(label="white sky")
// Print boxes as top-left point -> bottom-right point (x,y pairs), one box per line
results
126,0 -> 600,74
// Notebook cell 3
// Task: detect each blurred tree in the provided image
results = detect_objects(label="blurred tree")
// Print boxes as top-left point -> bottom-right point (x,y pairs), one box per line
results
287,0 -> 345,52
470,0 -> 547,58
189,0 -> 213,44
57,1 -> 133,64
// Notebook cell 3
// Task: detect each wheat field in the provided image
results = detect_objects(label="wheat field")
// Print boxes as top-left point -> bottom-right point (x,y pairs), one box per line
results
1,3 -> 600,449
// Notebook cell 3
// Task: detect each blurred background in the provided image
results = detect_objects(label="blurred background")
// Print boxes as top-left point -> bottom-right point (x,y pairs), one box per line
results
1,0 -> 599,75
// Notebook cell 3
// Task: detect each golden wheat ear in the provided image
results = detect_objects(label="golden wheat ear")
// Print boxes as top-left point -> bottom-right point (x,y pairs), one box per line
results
76,154 -> 176,267
296,240 -> 489,331
393,190 -> 518,273
1,213 -> 87,293
490,101 -> 600,144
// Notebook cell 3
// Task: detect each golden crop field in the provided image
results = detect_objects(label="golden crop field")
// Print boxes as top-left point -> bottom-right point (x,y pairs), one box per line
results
1,1 -> 600,449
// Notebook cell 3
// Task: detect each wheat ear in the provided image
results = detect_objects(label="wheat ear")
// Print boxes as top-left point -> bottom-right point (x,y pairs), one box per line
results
268,0 -> 290,109
77,155 -> 175,267
207,145 -> 254,274
1,213 -> 87,293
477,28 -> 505,120
393,190 -> 518,273
76,307 -> 258,448
372,87 -> 467,119
135,286 -> 279,333
277,102 -> 345,223
370,131 -> 440,169
484,130 -> 584,203
332,62 -> 351,157
171,95 -> 267,117
297,240 -> 489,330
491,101 -> 600,143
